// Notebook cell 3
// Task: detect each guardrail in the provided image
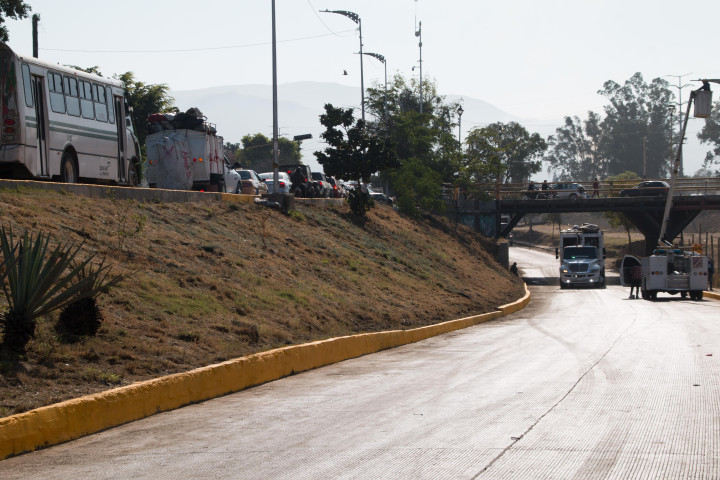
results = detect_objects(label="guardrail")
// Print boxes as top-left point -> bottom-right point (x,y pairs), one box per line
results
454,177 -> 720,200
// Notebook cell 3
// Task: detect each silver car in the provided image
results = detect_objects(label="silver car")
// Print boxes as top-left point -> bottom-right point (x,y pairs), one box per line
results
259,171 -> 292,194
552,182 -> 589,199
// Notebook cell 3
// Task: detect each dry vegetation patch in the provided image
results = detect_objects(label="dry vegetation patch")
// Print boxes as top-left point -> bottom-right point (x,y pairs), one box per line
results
0,186 -> 524,416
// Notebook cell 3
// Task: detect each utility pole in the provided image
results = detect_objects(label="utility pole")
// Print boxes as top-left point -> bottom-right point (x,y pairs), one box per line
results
415,21 -> 422,113
32,14 -> 40,58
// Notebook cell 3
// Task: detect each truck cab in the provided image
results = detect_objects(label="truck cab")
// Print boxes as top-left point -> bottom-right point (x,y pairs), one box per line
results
556,223 -> 606,289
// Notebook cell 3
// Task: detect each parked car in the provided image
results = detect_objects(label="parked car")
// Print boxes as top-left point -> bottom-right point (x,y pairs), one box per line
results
327,176 -> 344,198
619,181 -> 670,197
235,169 -> 268,195
311,171 -> 332,197
259,171 -> 292,194
553,182 -> 589,199
279,163 -> 319,197
367,186 -> 393,205
220,158 -> 242,193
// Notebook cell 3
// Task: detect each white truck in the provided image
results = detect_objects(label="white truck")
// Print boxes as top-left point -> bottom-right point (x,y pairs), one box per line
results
621,247 -> 708,300
146,111 -> 240,193
555,223 -> 606,289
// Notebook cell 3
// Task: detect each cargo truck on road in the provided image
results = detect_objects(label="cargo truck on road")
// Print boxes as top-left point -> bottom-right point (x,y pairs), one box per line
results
556,223 -> 606,289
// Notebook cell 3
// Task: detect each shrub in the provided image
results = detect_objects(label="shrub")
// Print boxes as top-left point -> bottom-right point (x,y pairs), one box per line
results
0,227 -> 125,355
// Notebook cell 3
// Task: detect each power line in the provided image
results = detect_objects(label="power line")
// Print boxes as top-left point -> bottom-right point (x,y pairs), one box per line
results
39,29 -> 356,54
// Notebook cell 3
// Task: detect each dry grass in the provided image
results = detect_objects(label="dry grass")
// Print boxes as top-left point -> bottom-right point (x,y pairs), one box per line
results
0,186 -> 524,417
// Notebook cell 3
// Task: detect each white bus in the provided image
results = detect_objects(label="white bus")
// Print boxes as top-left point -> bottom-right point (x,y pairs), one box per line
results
0,43 -> 140,185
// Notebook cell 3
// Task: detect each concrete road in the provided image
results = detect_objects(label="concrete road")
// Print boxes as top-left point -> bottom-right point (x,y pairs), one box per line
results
2,247 -> 719,479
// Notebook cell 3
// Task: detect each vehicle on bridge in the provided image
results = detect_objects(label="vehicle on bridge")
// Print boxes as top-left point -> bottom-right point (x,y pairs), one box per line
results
552,182 -> 589,200
621,247 -> 708,300
556,223 -> 606,288
0,43 -> 141,185
619,180 -> 669,197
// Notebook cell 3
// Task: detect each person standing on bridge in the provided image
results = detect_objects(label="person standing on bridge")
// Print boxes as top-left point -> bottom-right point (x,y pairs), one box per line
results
592,178 -> 600,198
629,264 -> 642,299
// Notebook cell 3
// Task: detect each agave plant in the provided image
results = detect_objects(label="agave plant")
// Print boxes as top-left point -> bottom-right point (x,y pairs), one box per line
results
57,258 -> 126,340
0,226 -> 124,355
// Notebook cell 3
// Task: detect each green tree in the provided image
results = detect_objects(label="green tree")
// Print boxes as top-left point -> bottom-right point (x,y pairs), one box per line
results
597,73 -> 674,178
116,72 -> 175,150
314,104 -> 398,215
236,133 -> 301,173
697,99 -> 720,176
464,122 -> 547,185
545,113 -> 604,180
365,74 -> 463,215
0,1 -> 30,42
603,171 -> 641,251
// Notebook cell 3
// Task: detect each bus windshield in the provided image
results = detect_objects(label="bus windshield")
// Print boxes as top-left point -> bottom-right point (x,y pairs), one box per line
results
564,246 -> 597,260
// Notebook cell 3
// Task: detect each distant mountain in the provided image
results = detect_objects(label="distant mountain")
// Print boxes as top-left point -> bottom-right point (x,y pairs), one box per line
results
171,82 -> 530,170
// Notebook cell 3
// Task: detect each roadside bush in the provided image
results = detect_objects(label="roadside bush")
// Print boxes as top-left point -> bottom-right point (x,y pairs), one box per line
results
0,227 -> 125,356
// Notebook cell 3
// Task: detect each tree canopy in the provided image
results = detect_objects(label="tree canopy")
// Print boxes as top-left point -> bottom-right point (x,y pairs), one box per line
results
235,133 -> 301,172
315,103 -> 398,183
116,72 -> 175,149
0,0 -> 30,43
545,73 -> 676,181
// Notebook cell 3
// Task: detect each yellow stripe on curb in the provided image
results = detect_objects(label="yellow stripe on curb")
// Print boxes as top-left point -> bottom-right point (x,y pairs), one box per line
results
0,284 -> 530,459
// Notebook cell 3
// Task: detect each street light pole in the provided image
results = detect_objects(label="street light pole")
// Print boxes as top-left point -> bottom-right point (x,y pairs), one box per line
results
321,10 -> 365,122
271,0 -> 279,193
457,105 -> 464,145
415,21 -> 423,113
362,52 -> 386,120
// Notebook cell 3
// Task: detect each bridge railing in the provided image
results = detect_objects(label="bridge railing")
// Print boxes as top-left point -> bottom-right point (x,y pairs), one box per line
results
466,177 -> 720,200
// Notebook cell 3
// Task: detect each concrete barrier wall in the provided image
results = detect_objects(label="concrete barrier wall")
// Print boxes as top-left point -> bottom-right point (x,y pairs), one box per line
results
0,285 -> 530,459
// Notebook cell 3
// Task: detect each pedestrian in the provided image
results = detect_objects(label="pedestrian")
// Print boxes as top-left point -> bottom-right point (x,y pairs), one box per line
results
592,177 -> 600,198
708,257 -> 715,291
629,263 -> 642,299
510,262 -> 519,276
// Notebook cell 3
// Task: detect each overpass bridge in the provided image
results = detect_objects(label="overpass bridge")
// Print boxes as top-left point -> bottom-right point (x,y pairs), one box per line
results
453,178 -> 720,255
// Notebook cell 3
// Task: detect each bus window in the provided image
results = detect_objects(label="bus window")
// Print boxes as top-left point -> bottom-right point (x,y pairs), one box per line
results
21,63 -> 33,107
79,80 -> 94,119
93,84 -> 107,122
64,77 -> 80,117
106,86 -> 115,124
48,72 -> 65,113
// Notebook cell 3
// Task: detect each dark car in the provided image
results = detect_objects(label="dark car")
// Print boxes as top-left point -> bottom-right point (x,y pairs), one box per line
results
279,163 -> 319,197
619,181 -> 670,197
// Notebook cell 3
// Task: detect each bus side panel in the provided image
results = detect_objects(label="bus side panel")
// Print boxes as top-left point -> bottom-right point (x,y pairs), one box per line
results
69,120 -> 119,181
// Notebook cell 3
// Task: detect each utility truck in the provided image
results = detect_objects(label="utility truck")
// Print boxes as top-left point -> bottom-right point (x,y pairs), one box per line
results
620,79 -> 715,300
556,223 -> 606,288
621,247 -> 708,300
146,109 -> 240,193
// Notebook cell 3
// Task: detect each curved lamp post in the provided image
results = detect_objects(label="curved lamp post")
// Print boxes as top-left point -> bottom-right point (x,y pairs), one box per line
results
362,52 -> 386,120
321,10 -> 365,122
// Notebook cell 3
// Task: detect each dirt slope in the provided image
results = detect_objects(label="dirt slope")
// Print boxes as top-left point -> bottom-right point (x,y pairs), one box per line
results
0,186 -> 524,416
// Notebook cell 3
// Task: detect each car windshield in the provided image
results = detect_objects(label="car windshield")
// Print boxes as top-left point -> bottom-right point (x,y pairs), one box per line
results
238,171 -> 252,180
311,172 -> 323,180
564,246 -> 597,260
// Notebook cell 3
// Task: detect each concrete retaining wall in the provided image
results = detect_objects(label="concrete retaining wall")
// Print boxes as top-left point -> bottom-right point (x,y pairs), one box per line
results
0,285 -> 530,459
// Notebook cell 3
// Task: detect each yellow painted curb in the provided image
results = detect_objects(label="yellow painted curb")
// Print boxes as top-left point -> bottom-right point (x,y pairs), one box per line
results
0,284 -> 530,459
703,290 -> 720,301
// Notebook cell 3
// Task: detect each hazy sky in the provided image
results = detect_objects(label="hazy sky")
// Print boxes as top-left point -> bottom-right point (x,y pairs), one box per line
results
6,0 -> 719,173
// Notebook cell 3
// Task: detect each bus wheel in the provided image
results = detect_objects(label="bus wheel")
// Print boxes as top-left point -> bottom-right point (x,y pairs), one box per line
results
61,153 -> 77,183
127,162 -> 139,187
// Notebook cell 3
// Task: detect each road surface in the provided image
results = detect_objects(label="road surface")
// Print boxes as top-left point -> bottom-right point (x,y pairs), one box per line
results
1,247 -> 719,479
